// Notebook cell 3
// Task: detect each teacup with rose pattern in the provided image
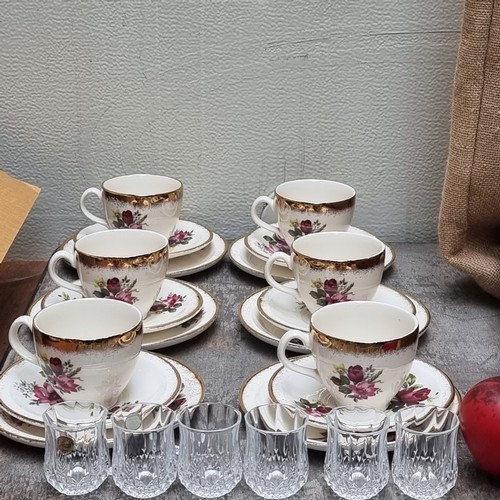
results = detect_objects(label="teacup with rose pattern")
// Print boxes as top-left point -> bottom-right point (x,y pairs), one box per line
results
251,179 -> 356,247
277,301 -> 419,411
80,174 -> 183,238
264,231 -> 386,314
48,229 -> 169,317
9,298 -> 143,408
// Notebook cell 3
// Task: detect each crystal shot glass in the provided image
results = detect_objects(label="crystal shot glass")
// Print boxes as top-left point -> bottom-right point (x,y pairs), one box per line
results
244,403 -> 309,499
177,402 -> 242,498
324,406 -> 390,500
111,402 -> 177,498
43,401 -> 109,496
392,405 -> 459,499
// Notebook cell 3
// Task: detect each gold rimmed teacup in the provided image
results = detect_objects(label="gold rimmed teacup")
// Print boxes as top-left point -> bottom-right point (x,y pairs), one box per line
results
48,229 -> 169,317
264,231 -> 385,314
80,174 -> 183,237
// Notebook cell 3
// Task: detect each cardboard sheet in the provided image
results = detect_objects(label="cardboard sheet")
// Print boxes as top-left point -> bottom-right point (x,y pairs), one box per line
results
0,171 -> 41,263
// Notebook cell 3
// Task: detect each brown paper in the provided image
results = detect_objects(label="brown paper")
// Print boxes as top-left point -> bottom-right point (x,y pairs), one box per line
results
0,171 -> 41,263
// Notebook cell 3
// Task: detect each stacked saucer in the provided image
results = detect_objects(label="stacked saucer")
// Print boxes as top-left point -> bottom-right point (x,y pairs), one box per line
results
239,355 -> 461,452
0,352 -> 205,448
31,276 -> 219,350
239,280 -> 431,352
68,219 -> 227,278
230,225 -> 395,282
52,219 -> 225,349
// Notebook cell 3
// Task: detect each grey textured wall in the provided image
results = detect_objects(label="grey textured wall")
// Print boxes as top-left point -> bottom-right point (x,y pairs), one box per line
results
0,1 -> 463,260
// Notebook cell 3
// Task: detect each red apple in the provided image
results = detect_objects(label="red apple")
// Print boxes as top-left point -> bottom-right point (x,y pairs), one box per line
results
460,376 -> 500,476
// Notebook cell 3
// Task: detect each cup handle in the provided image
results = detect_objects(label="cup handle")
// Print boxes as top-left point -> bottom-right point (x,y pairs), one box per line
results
251,195 -> 278,234
48,250 -> 82,293
80,187 -> 107,226
264,252 -> 301,300
8,316 -> 38,365
277,330 -> 321,381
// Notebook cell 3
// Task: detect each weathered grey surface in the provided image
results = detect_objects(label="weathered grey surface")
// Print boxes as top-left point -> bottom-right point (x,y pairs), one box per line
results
1,243 -> 499,499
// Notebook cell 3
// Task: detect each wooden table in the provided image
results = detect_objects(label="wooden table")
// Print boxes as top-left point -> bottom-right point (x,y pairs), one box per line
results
0,261 -> 47,366
0,243 -> 499,499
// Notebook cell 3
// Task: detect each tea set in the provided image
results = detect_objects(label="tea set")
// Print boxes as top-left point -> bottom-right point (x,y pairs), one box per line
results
236,178 -> 459,451
1,175 -> 458,459
0,174 -> 214,446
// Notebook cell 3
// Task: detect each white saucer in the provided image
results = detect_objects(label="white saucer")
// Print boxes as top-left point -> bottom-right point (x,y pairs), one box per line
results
166,220 -> 213,257
229,238 -> 293,282
239,360 -> 461,452
238,290 -> 309,354
268,356 -> 456,429
31,284 -> 219,350
258,282 -> 416,333
167,232 -> 227,278
0,355 -> 205,448
140,286 -> 219,350
239,289 -> 430,352
74,220 -> 213,259
244,227 -> 396,270
0,351 -> 182,428
41,278 -> 204,334
64,227 -> 227,279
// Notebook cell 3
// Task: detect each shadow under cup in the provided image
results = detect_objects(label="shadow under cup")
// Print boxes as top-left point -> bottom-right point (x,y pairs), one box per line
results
8,298 -> 143,408
277,301 -> 420,411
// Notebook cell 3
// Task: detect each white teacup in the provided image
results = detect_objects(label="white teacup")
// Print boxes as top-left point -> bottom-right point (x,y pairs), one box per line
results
80,174 -> 183,237
277,301 -> 419,411
264,231 -> 385,314
48,229 -> 169,317
9,298 -> 143,408
251,179 -> 355,247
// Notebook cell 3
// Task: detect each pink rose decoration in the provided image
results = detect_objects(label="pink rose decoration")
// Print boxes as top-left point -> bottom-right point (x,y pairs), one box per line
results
106,277 -> 122,295
49,357 -> 63,375
300,220 -> 313,234
122,210 -> 134,226
112,291 -> 136,304
33,382 -> 62,405
347,365 -> 364,384
324,293 -> 351,304
54,375 -> 80,394
397,388 -> 431,405
349,380 -> 378,400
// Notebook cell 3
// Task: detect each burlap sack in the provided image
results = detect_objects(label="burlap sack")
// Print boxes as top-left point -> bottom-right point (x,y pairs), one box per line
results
439,0 -> 500,299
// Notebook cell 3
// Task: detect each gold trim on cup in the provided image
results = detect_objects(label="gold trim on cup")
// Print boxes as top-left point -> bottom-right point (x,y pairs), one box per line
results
103,186 -> 183,206
118,330 -> 138,346
276,194 -> 355,212
34,323 -> 143,353
77,246 -> 169,268
293,250 -> 385,271
312,328 -> 419,355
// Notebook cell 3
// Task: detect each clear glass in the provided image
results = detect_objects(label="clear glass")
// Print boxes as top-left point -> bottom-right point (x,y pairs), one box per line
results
244,403 -> 309,499
177,402 -> 242,498
324,407 -> 390,500
111,403 -> 177,498
392,405 -> 459,499
43,401 -> 109,496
